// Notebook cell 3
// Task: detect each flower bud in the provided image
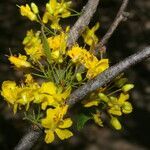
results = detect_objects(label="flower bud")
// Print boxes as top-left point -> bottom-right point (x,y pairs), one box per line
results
76,73 -> 82,82
58,58 -> 63,63
115,78 -> 128,88
98,93 -> 109,103
31,3 -> 39,14
122,84 -> 134,92
122,102 -> 133,114
110,117 -> 122,130
110,96 -> 117,101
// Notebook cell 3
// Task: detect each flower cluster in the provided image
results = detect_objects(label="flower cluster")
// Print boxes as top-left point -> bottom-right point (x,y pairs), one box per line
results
1,74 -> 71,113
68,46 -> 109,79
1,0 -> 134,144
83,76 -> 134,130
41,105 -> 73,143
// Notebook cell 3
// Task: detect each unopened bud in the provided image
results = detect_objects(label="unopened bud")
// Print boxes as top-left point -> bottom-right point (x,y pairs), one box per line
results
115,78 -> 128,88
98,93 -> 109,103
110,117 -> 122,130
58,58 -> 63,63
122,102 -> 133,114
110,96 -> 117,101
122,84 -> 134,92
76,73 -> 82,82
31,3 -> 39,14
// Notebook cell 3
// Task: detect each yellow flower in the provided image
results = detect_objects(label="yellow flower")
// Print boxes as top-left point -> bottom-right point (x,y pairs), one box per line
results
47,32 -> 67,61
13,82 -> 39,113
17,87 -> 35,110
23,30 -> 44,61
122,101 -> 133,114
68,46 -> 98,66
82,92 -> 100,107
42,0 -> 71,30
8,54 -> 31,68
43,12 -> 61,30
87,59 -> 109,79
82,23 -> 100,46
92,111 -> 103,127
68,46 -> 109,79
47,33 -> 66,51
1,81 -> 19,105
20,4 -> 37,21
108,93 -> 132,116
24,74 -> 34,84
34,82 -> 71,110
46,0 -> 71,18
33,82 -> 58,110
1,79 -> 40,113
41,105 -> 73,143
83,99 -> 100,107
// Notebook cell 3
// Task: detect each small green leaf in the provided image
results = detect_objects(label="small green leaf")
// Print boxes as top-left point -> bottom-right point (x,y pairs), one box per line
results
75,113 -> 91,131
41,27 -> 51,62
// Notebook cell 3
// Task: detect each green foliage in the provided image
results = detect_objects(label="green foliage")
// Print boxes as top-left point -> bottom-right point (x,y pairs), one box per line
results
75,113 -> 92,130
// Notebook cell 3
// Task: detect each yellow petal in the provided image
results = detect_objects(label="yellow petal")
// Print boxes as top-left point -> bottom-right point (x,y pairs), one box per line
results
122,102 -> 133,114
45,130 -> 55,143
84,99 -> 99,107
8,54 -> 31,68
40,82 -> 57,95
55,128 -> 73,140
110,117 -> 122,130
108,106 -> 122,116
59,118 -> 73,128
92,113 -> 103,127
41,108 -> 56,128
118,93 -> 129,104
86,59 -> 109,79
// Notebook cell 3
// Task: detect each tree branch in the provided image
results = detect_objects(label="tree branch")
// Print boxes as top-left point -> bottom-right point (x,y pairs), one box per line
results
67,47 -> 150,105
14,129 -> 43,150
95,0 -> 129,53
67,0 -> 100,48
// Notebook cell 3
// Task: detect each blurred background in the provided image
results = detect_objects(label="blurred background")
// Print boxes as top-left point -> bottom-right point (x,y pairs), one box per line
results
0,0 -> 150,149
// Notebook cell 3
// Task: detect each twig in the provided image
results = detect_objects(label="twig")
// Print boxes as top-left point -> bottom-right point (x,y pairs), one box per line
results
67,47 -> 150,105
95,0 -> 129,54
14,129 -> 43,150
67,0 -> 100,48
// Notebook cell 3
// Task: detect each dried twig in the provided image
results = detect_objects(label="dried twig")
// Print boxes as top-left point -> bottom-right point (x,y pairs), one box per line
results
67,0 -> 100,48
67,47 -> 150,105
95,0 -> 129,54
14,129 -> 43,150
